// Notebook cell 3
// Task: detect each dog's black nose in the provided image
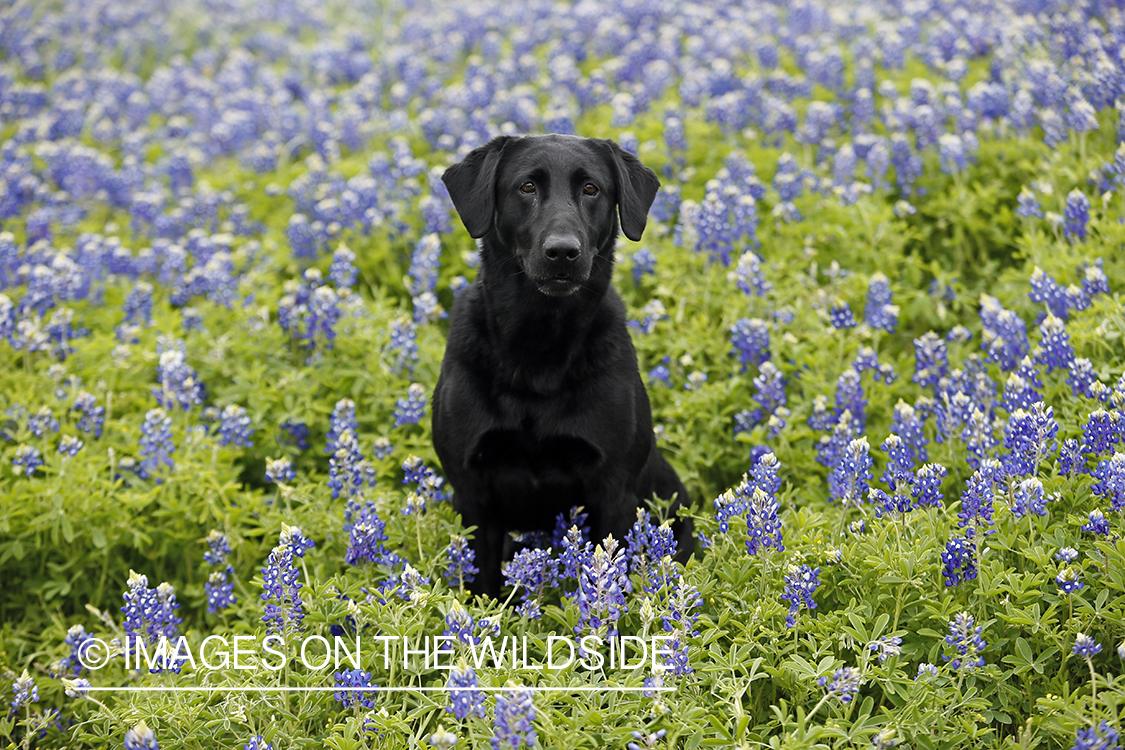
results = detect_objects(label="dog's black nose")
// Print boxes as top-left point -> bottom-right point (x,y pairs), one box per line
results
542,235 -> 581,263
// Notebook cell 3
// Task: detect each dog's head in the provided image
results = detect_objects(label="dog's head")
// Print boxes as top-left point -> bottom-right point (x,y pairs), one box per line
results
442,134 -> 660,298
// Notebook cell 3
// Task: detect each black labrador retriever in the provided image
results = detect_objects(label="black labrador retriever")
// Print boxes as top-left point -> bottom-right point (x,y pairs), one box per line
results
433,134 -> 692,598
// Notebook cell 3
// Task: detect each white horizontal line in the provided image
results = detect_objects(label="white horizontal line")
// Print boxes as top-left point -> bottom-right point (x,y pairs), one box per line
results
83,686 -> 672,693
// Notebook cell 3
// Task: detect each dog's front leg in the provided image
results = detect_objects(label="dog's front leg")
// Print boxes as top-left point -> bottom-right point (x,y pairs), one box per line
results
455,499 -> 507,600
585,478 -> 640,549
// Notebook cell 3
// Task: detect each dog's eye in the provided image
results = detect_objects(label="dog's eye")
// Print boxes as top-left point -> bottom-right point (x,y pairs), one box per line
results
583,183 -> 599,196
519,182 -> 536,194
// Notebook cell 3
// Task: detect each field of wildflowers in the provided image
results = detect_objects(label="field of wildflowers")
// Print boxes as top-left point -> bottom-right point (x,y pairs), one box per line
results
2,0 -> 1125,748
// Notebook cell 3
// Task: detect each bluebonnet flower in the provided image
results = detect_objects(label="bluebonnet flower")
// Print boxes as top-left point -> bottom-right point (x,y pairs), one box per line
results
1010,477 -> 1049,518
27,406 -> 60,437
1034,315 -> 1075,373
781,564 -> 820,628
442,601 -> 478,647
261,525 -> 314,636
60,624 -> 94,676
444,535 -> 478,589
912,463 -> 947,509
1002,369 -> 1043,413
1081,260 -> 1110,298
447,662 -> 487,720
1067,358 -> 1100,400
72,391 -> 105,438
206,569 -> 237,613
329,431 -> 371,501
216,405 -> 253,447
124,720 -> 159,750
1063,189 -> 1090,242
1056,547 -> 1079,563
959,459 -> 1002,537
864,274 -> 898,332
627,729 -> 668,750
402,455 -> 447,506
875,435 -> 912,510
334,669 -> 376,710
1016,187 -> 1043,218
265,457 -> 295,484
505,547 -> 559,620
491,686 -> 537,750
244,736 -> 274,750
942,534 -> 977,587
345,505 -> 390,567
1081,410 -> 1121,457
329,245 -> 358,289
326,398 -> 358,455
913,332 -> 949,389
660,577 -> 703,675
386,316 -> 419,375
729,317 -> 770,371
630,247 -> 657,284
829,437 -> 872,506
1091,452 -> 1125,512
916,663 -> 940,680
947,326 -> 973,344
938,133 -> 968,175
394,383 -> 427,427
684,371 -> 707,390
278,419 -> 310,451
137,408 -> 175,479
809,395 -> 835,432
153,340 -> 207,410
12,444 -> 43,476
944,612 -> 986,670
1002,402 -> 1058,478
624,509 -> 679,592
828,300 -> 857,329
413,291 -> 445,325
1029,268 -> 1072,320
1069,722 -> 1120,750
10,669 -> 39,712
890,401 -> 928,464
1056,567 -> 1084,595
58,434 -> 83,457
745,487 -> 785,557
728,250 -> 770,297
121,572 -> 183,673
868,636 -> 903,663
817,666 -> 861,703
980,295 -> 1029,372
62,677 -> 91,698
835,369 -> 866,430
648,363 -> 671,387
396,564 -> 430,602
853,347 -> 879,375
203,530 -> 231,566
430,726 -> 458,749
748,362 -> 786,423
1082,509 -> 1110,535
575,536 -> 632,641
372,436 -> 392,460
628,299 -> 668,334
1073,634 -> 1102,659
407,233 -> 443,310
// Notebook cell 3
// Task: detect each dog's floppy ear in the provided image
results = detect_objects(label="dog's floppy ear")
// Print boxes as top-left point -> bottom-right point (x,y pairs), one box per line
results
605,140 -> 661,242
442,136 -> 512,239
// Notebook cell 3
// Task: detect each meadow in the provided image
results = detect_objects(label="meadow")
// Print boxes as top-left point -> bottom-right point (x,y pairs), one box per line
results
1,0 -> 1124,748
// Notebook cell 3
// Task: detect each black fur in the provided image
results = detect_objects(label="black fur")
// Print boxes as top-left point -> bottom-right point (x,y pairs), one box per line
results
433,134 -> 691,598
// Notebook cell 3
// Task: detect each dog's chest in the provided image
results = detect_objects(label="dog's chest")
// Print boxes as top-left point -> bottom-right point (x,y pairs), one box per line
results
469,426 -> 602,527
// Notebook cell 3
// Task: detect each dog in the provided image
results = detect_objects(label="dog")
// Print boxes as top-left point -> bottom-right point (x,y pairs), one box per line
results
432,134 -> 692,598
